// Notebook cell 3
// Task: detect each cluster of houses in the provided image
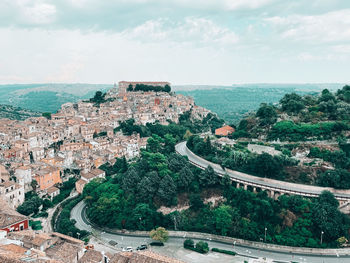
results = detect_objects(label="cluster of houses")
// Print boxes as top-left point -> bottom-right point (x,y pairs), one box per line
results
0,81 -> 199,263
0,81 -> 210,210
0,226 -> 184,263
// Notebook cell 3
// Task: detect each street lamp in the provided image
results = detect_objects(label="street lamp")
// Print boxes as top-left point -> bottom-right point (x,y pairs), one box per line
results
321,231 -> 324,245
233,241 -> 236,251
77,232 -> 80,239
264,228 -> 267,242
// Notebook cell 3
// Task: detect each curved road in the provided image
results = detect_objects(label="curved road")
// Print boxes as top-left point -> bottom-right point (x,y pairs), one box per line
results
175,141 -> 350,202
71,201 -> 350,263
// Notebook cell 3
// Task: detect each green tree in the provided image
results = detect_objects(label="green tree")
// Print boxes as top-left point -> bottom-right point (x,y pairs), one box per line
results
17,196 -> 43,216
214,205 -> 233,235
156,174 -> 176,205
280,93 -> 305,114
137,171 -> 160,201
189,193 -> 204,210
195,241 -> 209,253
198,166 -> 218,187
184,239 -> 195,248
121,167 -> 141,195
311,191 -> 349,243
42,112 -> 51,119
30,179 -> 38,192
129,203 -> 159,230
150,227 -> 169,243
256,103 -> 277,125
177,166 -> 194,190
248,153 -> 282,179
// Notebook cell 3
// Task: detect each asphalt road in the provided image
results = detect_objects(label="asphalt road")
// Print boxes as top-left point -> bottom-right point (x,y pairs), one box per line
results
71,201 -> 350,263
175,141 -> 350,200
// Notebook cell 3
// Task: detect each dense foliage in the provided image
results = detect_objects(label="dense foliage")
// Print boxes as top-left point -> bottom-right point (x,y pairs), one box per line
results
268,121 -> 349,142
115,112 -> 224,138
232,85 -> 350,141
84,123 -> 349,248
127,84 -> 171,93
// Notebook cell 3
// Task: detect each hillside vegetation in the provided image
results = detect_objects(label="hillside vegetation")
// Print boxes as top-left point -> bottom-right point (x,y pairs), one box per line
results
233,85 -> 350,141
84,118 -> 350,248
0,104 -> 41,120
177,84 -> 344,124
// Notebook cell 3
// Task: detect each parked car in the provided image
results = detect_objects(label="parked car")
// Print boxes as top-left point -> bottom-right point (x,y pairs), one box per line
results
108,240 -> 118,246
150,241 -> 164,246
122,247 -> 133,252
136,244 -> 148,250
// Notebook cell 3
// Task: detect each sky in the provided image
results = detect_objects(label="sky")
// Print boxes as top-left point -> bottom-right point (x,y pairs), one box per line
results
0,0 -> 350,85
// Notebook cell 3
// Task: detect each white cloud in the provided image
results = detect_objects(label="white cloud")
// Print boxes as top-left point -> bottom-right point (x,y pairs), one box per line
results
2,0 -> 57,25
122,17 -> 239,46
222,0 -> 275,10
266,9 -> 350,43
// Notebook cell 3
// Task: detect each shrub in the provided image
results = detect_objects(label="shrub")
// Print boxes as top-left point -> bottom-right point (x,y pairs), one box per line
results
29,220 -> 43,230
195,241 -> 209,254
150,227 -> 169,243
211,248 -> 236,256
184,239 -> 195,248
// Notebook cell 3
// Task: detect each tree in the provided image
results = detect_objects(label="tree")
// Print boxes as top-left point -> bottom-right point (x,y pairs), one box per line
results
214,205 -> 233,235
177,166 -> 194,190
164,84 -> 171,93
17,196 -> 43,216
319,89 -> 336,103
147,135 -> 163,153
184,239 -> 194,248
121,167 -> 141,195
249,153 -> 282,179
183,130 -> 193,140
136,171 -> 160,201
256,103 -> 277,125
129,203 -> 159,230
189,193 -> 204,210
150,227 -> 169,243
156,174 -> 176,205
164,134 -> 176,153
311,191 -> 349,243
280,93 -> 305,114
31,179 -> 38,192
42,112 -> 51,119
195,241 -> 209,253
198,166 -> 218,187
90,91 -> 105,104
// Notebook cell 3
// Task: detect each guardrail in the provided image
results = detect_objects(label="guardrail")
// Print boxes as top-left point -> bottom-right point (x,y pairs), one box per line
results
78,201 -> 350,257
175,141 -> 350,203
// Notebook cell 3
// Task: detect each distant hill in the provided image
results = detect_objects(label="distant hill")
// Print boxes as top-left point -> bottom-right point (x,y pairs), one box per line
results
231,84 -> 350,141
0,84 -> 112,113
0,83 -> 346,119
176,83 -> 346,124
0,104 -> 41,120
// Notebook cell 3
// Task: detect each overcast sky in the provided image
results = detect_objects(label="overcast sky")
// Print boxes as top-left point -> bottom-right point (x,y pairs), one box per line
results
1,0 -> 350,85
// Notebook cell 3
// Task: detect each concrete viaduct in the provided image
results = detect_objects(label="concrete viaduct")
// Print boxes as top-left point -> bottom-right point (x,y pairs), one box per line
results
175,141 -> 350,209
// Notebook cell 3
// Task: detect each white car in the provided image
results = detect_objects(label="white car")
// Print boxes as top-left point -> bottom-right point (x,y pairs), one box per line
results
122,247 -> 133,252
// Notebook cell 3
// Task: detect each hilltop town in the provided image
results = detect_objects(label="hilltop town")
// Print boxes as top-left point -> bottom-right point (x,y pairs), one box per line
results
0,81 -> 210,210
0,81 -> 212,262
